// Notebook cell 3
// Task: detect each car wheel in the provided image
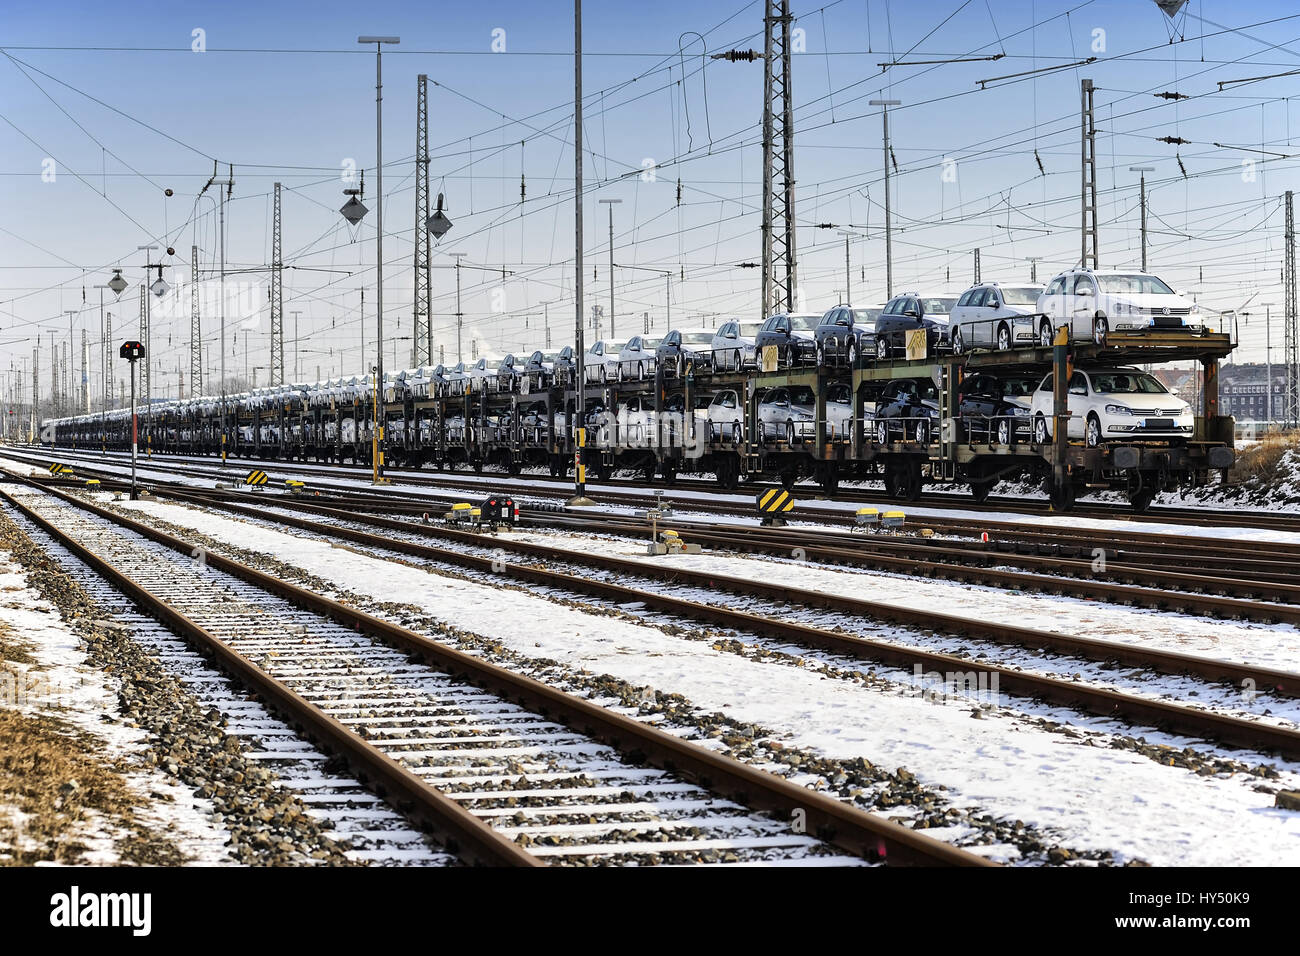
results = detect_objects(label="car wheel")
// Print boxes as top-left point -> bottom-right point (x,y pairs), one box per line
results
876,418 -> 888,445
915,418 -> 930,444
617,363 -> 625,382
1033,414 -> 1048,445
952,327 -> 965,354
637,362 -> 645,381
732,422 -> 742,443
1085,412 -> 1102,447
1039,320 -> 1054,348
786,420 -> 796,444
997,325 -> 1011,351
675,355 -> 684,378
846,340 -> 858,367
733,349 -> 742,371
876,337 -> 889,360
996,418 -> 1011,446
1093,315 -> 1109,347
816,341 -> 825,367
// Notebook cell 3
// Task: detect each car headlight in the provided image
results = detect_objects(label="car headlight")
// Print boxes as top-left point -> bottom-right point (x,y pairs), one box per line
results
1008,406 -> 1028,417
1104,404 -> 1133,416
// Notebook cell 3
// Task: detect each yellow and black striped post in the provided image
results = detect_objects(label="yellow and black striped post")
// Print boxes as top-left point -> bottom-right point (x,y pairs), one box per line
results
284,479 -> 305,494
245,469 -> 269,488
756,487 -> 795,526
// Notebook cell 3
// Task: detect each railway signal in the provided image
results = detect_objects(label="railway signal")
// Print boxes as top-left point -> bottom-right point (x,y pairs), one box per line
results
119,339 -> 144,500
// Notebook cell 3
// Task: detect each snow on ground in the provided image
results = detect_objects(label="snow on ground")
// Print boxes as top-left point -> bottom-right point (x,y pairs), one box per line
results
0,555 -> 231,864
505,528 -> 1300,676
118,496 -> 1300,866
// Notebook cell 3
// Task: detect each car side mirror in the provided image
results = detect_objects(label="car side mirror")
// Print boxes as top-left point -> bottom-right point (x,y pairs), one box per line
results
1069,386 -> 1087,396
1077,288 -> 1093,297
903,309 -> 920,318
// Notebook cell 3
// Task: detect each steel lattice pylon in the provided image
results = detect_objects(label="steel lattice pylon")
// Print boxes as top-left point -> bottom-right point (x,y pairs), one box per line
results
270,182 -> 284,386
139,284 -> 149,410
1080,78 -> 1099,269
761,0 -> 797,318
1286,190 -> 1298,427
414,74 -> 432,366
191,245 -> 202,397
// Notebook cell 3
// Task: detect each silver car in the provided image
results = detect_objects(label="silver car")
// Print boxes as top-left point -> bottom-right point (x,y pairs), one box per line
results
758,385 -> 817,443
708,388 -> 744,442
614,335 -> 662,381
949,283 -> 1044,353
583,338 -> 628,383
711,319 -> 766,371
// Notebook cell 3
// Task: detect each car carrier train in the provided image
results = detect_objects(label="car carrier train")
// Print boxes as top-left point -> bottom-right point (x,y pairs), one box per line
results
37,312 -> 1236,513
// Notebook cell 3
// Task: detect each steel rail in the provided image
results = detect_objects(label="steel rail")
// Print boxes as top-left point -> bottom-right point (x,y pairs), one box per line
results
20,444 -> 1300,539
0,484 -> 540,867
4,480 -> 987,867
144,485 -> 1300,758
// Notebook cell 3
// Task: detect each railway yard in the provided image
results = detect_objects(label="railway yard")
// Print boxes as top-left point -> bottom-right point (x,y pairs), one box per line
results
7,0 -> 1300,937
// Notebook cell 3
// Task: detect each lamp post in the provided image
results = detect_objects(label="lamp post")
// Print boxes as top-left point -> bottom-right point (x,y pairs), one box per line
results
868,99 -> 901,298
599,198 -> 622,338
358,34 -> 399,483
1128,166 -> 1154,271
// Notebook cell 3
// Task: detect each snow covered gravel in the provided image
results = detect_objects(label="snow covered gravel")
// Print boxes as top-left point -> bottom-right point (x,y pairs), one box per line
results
112,495 -> 1300,866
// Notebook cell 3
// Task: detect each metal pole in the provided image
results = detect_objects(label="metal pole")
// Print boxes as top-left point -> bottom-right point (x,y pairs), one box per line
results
129,358 -> 138,500
450,253 -> 467,361
290,310 -> 302,382
870,100 -> 900,299
1129,166 -> 1154,271
599,198 -> 621,338
570,0 -> 591,505
1267,305 -> 1273,425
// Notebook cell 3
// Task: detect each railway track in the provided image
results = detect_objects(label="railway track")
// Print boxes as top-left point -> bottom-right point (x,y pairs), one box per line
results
11,449 -> 1300,622
10,446 -> 1299,574
6,504 -> 452,865
84,479 -> 1300,761
16,443 -> 1300,534
0,481 -> 985,866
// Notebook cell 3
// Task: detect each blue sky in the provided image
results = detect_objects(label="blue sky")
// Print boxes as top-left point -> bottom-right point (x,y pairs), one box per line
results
3,0 -> 1299,404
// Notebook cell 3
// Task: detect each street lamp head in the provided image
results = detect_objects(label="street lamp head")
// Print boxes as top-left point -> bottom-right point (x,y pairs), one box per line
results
869,99 -> 902,107
426,193 -> 452,239
108,269 -> 128,295
341,195 -> 369,226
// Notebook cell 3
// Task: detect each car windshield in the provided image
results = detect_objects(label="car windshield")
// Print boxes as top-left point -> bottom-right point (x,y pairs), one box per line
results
789,315 -> 820,331
682,332 -> 715,345
737,321 -> 764,337
787,385 -> 816,404
639,337 -> 662,350
851,308 -> 881,323
1090,371 -> 1168,394
606,339 -> 628,353
1096,274 -> 1176,295
1000,287 -> 1042,306
1001,376 -> 1038,398
542,350 -> 562,362
919,297 -> 957,314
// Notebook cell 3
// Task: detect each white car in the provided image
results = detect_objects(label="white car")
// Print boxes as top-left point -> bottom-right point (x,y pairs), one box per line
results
1029,366 -> 1194,447
711,319 -> 766,371
616,394 -> 657,445
583,338 -> 627,383
949,282 -> 1044,353
707,388 -> 745,442
614,335 -> 661,381
1035,270 -> 1206,347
